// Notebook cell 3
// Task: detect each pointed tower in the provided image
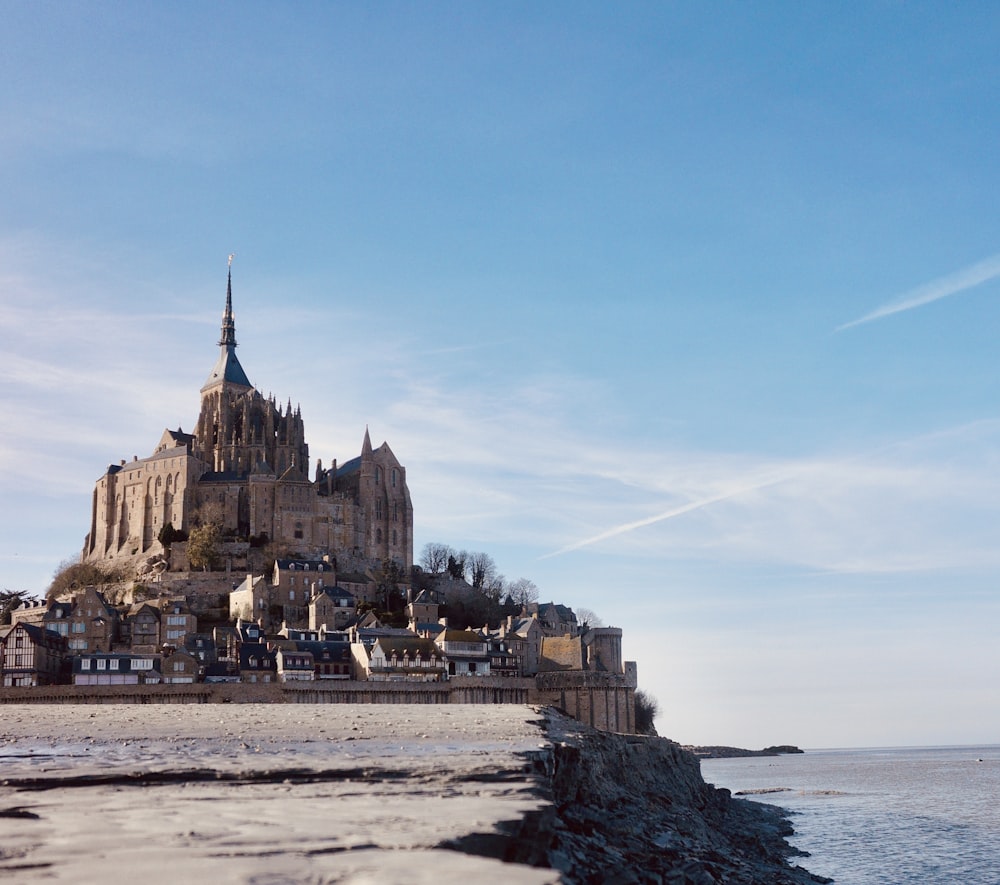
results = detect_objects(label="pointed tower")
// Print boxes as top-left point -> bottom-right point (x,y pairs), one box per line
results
201,260 -> 252,394
194,259 -> 265,475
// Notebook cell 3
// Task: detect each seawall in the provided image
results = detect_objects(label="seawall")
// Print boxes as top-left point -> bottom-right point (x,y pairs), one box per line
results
0,672 -> 635,733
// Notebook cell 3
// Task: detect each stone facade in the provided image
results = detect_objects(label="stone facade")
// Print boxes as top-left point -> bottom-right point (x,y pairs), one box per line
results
83,266 -> 413,574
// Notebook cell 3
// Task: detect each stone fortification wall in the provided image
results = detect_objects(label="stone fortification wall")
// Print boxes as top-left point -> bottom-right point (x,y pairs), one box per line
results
534,669 -> 637,734
0,673 -> 635,732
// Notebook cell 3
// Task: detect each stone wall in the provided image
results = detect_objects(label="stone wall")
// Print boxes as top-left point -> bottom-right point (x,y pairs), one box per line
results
0,672 -> 636,733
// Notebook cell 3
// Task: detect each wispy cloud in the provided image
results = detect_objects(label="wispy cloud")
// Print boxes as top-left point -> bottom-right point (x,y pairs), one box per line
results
837,253 -> 1000,331
540,476 -> 788,558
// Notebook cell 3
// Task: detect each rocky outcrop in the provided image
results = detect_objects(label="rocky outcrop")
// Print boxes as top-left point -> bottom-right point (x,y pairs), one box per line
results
447,713 -> 829,884
684,745 -> 804,759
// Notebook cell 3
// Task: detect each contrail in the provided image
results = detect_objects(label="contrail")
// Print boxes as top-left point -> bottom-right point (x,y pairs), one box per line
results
541,477 -> 783,559
837,253 -> 1000,331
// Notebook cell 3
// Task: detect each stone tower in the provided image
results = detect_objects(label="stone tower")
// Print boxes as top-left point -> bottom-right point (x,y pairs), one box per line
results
193,266 -> 309,479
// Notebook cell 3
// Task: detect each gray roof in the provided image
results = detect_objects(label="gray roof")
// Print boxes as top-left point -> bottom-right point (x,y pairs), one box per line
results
336,455 -> 361,476
314,585 -> 355,602
202,344 -> 252,391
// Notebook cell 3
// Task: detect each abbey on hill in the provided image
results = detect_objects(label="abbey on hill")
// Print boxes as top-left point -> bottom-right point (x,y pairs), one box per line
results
83,266 -> 413,572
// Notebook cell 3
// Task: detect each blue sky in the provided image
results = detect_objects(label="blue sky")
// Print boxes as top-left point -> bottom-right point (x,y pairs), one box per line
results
3,2 -> 1000,748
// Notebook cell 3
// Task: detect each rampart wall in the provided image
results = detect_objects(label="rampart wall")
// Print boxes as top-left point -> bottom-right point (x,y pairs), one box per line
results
0,673 -> 636,732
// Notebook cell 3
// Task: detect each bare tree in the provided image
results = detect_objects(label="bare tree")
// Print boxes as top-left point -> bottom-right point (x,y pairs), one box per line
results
575,607 -> 604,628
419,542 -> 453,574
482,573 -> 507,604
465,551 -> 498,590
507,577 -> 539,607
192,499 -> 225,529
47,556 -> 126,602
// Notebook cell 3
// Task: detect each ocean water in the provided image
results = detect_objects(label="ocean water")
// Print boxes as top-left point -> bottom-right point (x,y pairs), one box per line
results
701,745 -> 1000,885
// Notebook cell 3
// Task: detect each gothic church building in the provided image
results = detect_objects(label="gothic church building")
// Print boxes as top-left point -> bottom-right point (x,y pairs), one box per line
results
83,267 -> 413,571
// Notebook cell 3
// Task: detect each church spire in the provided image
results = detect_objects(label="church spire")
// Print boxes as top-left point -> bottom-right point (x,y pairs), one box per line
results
201,254 -> 252,393
220,253 -> 237,348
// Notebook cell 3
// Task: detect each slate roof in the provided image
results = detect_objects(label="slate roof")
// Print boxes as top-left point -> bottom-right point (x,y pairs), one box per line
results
43,601 -> 74,621
294,640 -> 352,662
277,464 -> 311,483
372,636 -> 442,661
238,642 -> 276,671
413,621 -> 445,638
199,470 -> 244,483
72,654 -> 160,675
202,344 -> 252,390
335,455 -> 361,476
313,585 -> 355,603
6,622 -> 65,647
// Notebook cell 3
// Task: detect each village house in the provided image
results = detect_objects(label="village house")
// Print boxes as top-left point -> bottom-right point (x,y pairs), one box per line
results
66,586 -> 118,654
213,623 -> 240,667
294,640 -> 353,680
275,647 -> 315,682
9,598 -> 48,627
484,633 -> 521,677
337,571 -> 378,606
353,635 -> 446,682
525,601 -> 579,637
73,653 -> 160,685
1,623 -> 67,687
272,557 -> 334,612
239,642 -> 276,683
309,585 -> 357,630
501,615 -> 544,676
41,600 -> 75,638
406,591 -> 446,638
435,628 -> 490,677
157,598 -> 197,648
123,602 -> 161,653
161,649 -> 200,684
229,574 -> 269,623
184,632 -> 218,672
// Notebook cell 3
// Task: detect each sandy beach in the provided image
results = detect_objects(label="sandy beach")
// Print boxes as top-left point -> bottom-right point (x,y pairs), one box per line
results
1,704 -> 561,883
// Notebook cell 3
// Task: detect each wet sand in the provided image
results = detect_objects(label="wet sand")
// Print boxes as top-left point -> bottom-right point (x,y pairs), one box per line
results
0,704 -> 561,883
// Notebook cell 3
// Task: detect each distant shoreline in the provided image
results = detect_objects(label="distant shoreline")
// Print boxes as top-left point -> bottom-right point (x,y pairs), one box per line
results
683,744 -> 805,759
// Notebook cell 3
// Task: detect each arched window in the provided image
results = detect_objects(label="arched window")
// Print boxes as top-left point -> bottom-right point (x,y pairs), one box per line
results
391,469 -> 397,488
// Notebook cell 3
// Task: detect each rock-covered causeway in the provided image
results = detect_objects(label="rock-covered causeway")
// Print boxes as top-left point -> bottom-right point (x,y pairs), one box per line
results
0,704 -> 828,884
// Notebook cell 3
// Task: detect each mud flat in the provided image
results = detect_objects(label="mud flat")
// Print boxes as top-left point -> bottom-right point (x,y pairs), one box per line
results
0,704 -> 825,883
